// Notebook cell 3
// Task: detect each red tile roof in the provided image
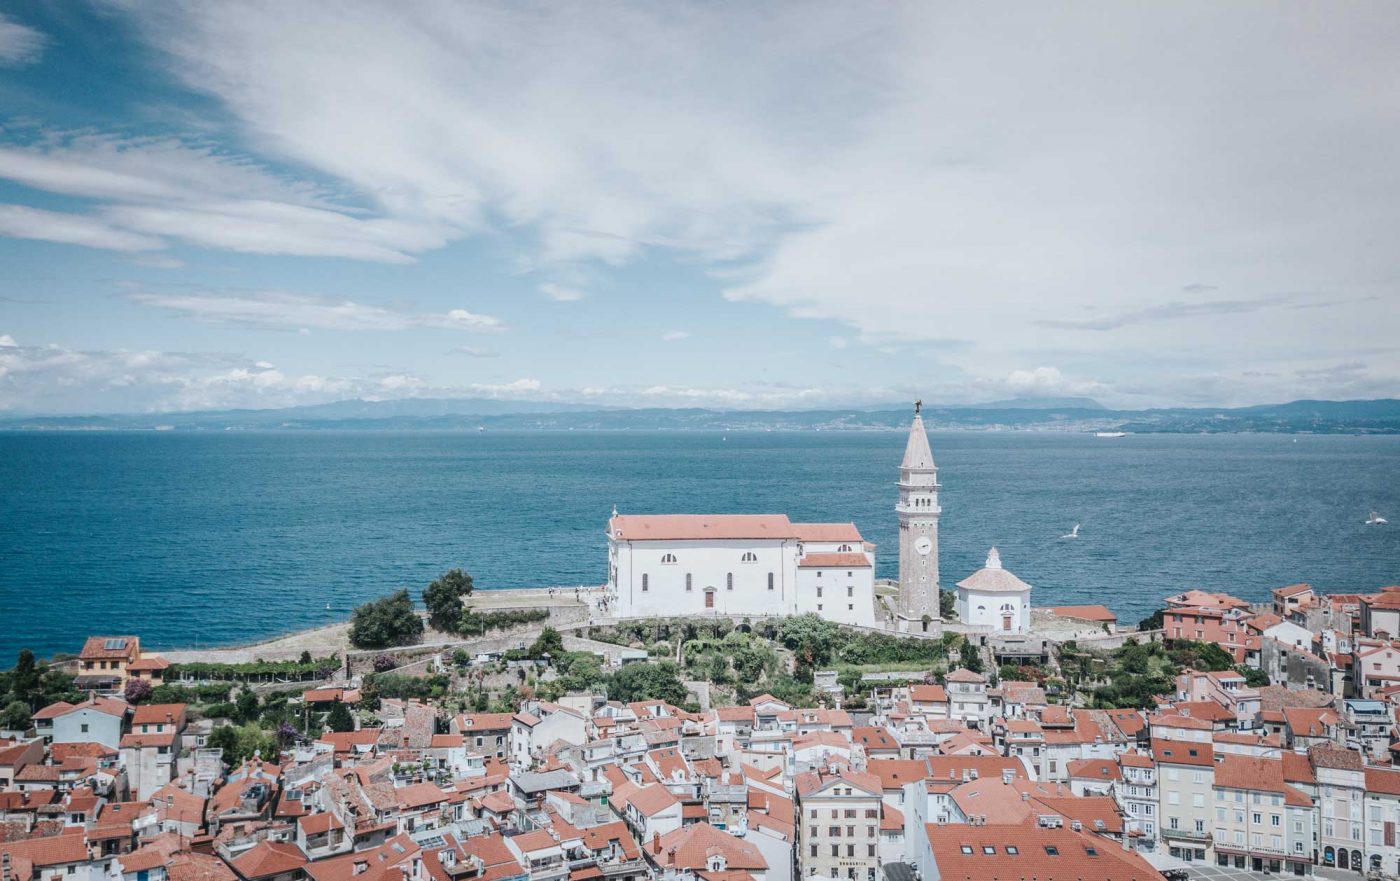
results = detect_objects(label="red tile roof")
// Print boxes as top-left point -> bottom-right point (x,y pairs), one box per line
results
791,523 -> 864,543
611,514 -> 794,541
79,636 -> 139,660
645,822 -> 767,871
797,553 -> 871,569
926,823 -> 1158,880
230,841 -> 307,880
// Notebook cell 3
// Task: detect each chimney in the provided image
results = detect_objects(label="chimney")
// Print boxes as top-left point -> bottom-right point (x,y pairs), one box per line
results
652,832 -> 660,853
668,848 -> 676,866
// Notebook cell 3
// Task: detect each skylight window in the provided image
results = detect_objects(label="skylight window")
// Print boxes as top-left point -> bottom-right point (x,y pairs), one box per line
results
960,846 -> 973,854
982,846 -> 996,855
1005,846 -> 1019,855
1044,846 -> 1059,856
1086,847 -> 1099,856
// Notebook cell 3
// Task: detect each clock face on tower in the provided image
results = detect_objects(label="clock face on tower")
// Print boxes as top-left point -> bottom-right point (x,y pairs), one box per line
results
914,536 -> 932,556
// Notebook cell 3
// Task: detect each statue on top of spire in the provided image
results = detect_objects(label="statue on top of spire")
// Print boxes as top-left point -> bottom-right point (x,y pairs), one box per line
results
914,398 -> 922,415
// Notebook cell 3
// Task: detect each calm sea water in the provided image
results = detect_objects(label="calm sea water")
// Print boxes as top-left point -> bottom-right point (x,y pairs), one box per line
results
2,430 -> 1397,657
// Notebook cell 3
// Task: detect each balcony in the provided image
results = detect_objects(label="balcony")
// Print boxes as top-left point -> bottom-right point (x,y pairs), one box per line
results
1162,827 -> 1213,844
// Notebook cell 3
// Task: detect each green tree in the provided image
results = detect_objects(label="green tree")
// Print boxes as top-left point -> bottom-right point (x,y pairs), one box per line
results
424,569 -> 475,632
1238,666 -> 1270,687
205,725 -> 239,758
939,590 -> 957,620
958,641 -> 984,674
703,653 -> 731,684
349,589 -> 425,649
234,689 -> 260,724
777,614 -> 841,669
529,627 -> 565,658
608,662 -> 689,705
0,700 -> 31,730
299,650 -> 312,665
11,650 -> 40,709
324,700 -> 355,733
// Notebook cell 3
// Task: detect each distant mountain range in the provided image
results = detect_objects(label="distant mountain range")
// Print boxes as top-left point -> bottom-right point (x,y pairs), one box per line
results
2,397 -> 1398,434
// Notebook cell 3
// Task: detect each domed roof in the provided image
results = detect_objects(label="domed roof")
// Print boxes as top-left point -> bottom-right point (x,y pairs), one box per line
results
956,547 -> 1032,593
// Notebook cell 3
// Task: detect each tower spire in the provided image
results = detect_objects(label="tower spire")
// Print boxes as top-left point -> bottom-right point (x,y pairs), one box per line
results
901,406 -> 935,472
897,399 -> 941,626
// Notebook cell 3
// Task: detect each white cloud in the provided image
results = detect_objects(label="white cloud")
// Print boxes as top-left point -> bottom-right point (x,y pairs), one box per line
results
0,133 -> 455,262
0,334 -> 17,347
539,283 -> 584,302
0,204 -> 165,251
127,289 -> 503,332
661,330 -> 690,341
469,378 -> 541,396
99,1 -> 1398,397
449,345 -> 499,358
0,14 -> 45,66
829,336 -> 849,350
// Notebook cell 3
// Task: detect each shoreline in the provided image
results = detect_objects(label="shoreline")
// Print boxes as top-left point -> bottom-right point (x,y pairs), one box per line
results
158,586 -> 602,664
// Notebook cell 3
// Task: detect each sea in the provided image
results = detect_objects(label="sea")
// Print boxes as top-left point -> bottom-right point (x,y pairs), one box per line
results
2,430 -> 1397,658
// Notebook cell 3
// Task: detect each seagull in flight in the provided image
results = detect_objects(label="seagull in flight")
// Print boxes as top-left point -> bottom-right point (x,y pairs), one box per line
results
1061,523 -> 1081,539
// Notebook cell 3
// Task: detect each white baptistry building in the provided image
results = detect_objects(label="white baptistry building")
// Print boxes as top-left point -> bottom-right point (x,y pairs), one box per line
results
606,514 -> 878,626
955,547 -> 1032,632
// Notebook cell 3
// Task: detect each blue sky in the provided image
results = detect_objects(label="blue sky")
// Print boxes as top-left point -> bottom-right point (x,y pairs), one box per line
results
1,2 -> 1397,414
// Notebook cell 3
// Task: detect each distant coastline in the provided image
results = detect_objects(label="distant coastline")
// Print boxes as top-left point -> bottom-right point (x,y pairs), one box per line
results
2,396 -> 1398,434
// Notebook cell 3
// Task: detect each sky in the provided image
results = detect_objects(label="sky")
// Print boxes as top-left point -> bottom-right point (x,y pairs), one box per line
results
0,1 -> 1397,414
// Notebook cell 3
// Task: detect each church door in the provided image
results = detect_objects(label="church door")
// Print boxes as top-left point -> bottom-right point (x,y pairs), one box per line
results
1002,615 -> 1012,631
705,590 -> 715,609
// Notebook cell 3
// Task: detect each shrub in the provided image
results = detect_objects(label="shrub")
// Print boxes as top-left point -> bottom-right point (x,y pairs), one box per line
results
373,654 -> 399,673
349,590 -> 424,649
166,656 -> 341,683
457,608 -> 548,637
424,569 -> 475,632
123,678 -> 153,704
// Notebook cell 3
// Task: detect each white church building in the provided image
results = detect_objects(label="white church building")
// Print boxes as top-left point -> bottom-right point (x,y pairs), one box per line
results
605,514 -> 878,626
605,404 -> 948,629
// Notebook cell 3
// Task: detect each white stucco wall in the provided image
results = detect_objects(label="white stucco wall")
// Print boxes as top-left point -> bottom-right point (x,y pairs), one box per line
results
612,538 -> 798,618
53,708 -> 124,749
957,587 -> 1030,632
794,565 -> 876,627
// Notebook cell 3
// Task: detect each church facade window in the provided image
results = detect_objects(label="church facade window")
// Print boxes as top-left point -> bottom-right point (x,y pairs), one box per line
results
727,573 -> 733,590
686,573 -> 693,591
838,544 -> 852,552
642,574 -> 649,591
768,572 -> 774,590
661,553 -> 677,564
741,551 -> 758,562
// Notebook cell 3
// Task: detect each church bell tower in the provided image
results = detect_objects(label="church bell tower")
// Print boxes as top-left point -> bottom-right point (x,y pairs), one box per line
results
897,400 -> 941,620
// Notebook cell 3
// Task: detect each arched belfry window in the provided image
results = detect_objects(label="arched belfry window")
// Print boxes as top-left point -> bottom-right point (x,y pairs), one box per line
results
741,551 -> 758,563
661,553 -> 677,564
837,544 -> 852,552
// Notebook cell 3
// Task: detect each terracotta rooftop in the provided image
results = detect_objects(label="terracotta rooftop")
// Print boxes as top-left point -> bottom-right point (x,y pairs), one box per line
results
611,514 -> 795,541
